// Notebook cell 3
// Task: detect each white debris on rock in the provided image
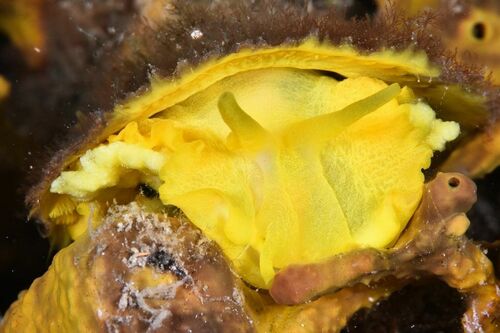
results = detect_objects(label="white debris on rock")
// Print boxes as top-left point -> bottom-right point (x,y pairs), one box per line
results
87,202 -> 252,331
190,28 -> 203,40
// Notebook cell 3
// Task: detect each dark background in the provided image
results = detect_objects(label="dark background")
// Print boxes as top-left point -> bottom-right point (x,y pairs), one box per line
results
0,1 -> 498,332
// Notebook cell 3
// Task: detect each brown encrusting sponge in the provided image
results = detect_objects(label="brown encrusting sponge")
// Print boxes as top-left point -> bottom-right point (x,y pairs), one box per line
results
2,0 -> 500,332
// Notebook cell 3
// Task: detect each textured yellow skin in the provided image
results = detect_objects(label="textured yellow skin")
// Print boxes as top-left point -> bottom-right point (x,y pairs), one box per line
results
49,68 -> 459,287
91,40 -> 441,144
0,239 -> 104,333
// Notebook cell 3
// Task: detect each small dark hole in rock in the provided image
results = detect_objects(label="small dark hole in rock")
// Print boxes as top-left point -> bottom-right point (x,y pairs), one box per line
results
147,250 -> 186,278
472,22 -> 486,40
448,177 -> 460,188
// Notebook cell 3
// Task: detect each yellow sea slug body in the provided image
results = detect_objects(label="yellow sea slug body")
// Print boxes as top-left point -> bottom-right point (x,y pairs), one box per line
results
50,68 -> 459,287
4,1 -> 500,332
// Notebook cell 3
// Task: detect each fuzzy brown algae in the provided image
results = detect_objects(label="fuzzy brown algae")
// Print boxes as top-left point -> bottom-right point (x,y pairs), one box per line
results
1,1 -> 500,332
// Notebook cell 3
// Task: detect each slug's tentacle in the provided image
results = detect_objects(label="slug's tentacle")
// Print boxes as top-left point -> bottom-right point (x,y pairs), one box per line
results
218,92 -> 271,149
286,83 -> 402,145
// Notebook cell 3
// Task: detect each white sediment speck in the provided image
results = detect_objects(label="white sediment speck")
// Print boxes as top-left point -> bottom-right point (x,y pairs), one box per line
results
190,29 -> 203,40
